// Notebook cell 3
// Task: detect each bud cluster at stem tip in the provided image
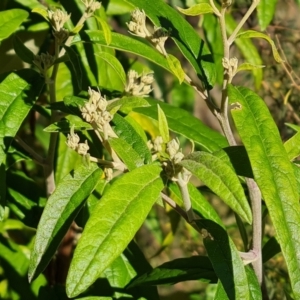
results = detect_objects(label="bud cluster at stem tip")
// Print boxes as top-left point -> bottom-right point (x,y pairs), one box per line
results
125,70 -> 154,97
66,126 -> 90,156
126,8 -> 170,57
80,87 -> 112,130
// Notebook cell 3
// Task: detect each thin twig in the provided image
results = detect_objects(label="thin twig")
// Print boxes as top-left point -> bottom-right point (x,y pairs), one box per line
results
15,135 -> 47,166
227,0 -> 261,46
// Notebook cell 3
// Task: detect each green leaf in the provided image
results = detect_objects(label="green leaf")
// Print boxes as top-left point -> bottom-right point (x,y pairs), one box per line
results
284,130 -> 300,161
93,15 -> 112,45
31,7 -> 48,21
74,30 -> 184,82
180,151 -> 252,224
28,164 -> 102,282
112,113 -> 152,164
228,84 -> 300,298
108,137 -> 144,171
195,219 -> 250,300
128,256 -> 217,287
177,3 -> 214,15
236,63 -> 265,74
166,54 -> 185,84
66,164 -> 164,297
0,9 -> 29,41
13,35 -> 35,64
0,70 -> 43,220
134,98 -> 228,152
257,0 -> 278,31
0,70 -> 43,164
125,114 -> 148,142
245,266 -> 262,299
236,30 -> 283,63
157,104 -> 169,143
103,254 -> 136,298
292,162 -> 300,197
64,46 -> 82,90
124,0 -> 216,88
107,96 -> 149,114
43,115 -> 93,132
225,15 -> 263,89
94,51 -> 126,87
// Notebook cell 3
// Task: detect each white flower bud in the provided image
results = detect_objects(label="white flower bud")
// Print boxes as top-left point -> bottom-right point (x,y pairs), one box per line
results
77,140 -> 90,155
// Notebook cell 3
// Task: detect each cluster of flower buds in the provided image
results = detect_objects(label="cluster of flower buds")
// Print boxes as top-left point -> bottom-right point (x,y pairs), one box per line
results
125,70 -> 154,97
82,0 -> 102,17
126,9 -> 151,38
48,9 -> 71,32
222,57 -> 238,82
167,138 -> 184,164
126,8 -> 170,56
162,138 -> 185,180
80,87 -> 112,130
66,126 -> 90,156
33,53 -> 55,78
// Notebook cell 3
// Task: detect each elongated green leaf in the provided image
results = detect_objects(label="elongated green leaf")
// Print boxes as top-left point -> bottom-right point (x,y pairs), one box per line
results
101,254 -> 137,298
66,164 -> 164,297
284,130 -> 300,161
112,113 -> 152,164
257,0 -> 278,31
134,98 -> 228,152
0,9 -> 29,41
95,51 -> 126,87
245,266 -> 262,299
292,162 -> 300,196
236,30 -> 283,63
128,256 -> 217,287
73,30 -> 183,82
236,63 -> 265,74
166,54 -> 185,83
28,164 -> 102,282
180,151 -> 252,224
228,84 -> 300,298
94,15 -> 112,45
124,0 -> 216,88
196,219 -> 250,300
0,70 -> 43,164
13,35 -> 35,64
0,70 -> 43,220
177,3 -> 214,15
108,137 -> 144,171
107,96 -> 149,114
214,266 -> 262,300
64,46 -> 82,90
157,104 -> 169,143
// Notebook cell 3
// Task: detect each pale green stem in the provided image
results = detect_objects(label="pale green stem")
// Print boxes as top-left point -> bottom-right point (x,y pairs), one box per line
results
216,0 -> 263,285
176,172 -> 194,223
